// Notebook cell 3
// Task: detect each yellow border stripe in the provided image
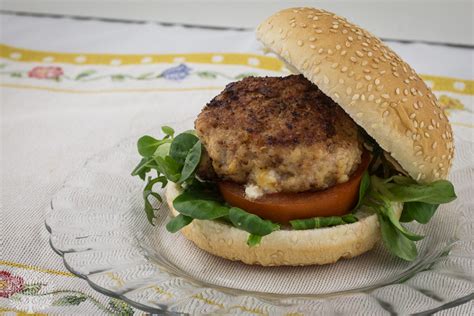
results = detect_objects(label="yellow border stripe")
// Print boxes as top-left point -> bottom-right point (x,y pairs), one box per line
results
0,44 -> 472,95
0,83 -> 224,94
0,260 -> 76,277
0,44 -> 283,71
420,75 -> 473,96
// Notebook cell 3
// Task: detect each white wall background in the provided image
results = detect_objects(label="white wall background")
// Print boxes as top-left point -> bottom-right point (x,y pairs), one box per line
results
1,0 -> 473,46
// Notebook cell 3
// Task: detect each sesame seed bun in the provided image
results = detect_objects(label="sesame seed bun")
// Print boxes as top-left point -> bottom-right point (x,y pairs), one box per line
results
166,184 -> 403,266
256,7 -> 454,182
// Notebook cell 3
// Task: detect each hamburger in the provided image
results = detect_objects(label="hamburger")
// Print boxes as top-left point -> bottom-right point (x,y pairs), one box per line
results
132,7 -> 456,266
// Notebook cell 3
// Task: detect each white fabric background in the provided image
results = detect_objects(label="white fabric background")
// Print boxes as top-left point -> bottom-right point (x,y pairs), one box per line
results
1,12 -> 473,315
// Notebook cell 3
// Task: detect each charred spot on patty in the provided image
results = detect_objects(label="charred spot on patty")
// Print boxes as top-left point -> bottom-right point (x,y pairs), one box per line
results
195,75 -> 363,193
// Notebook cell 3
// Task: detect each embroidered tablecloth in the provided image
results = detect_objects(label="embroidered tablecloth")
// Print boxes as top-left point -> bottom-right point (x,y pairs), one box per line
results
1,12 -> 473,315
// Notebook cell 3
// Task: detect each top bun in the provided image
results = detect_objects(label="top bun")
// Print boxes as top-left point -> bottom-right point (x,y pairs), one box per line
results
256,7 -> 453,182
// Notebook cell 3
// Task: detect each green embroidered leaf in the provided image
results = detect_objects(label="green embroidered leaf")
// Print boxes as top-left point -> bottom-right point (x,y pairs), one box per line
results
53,295 -> 87,306
137,72 -> 154,80
197,71 -> 217,79
20,283 -> 44,295
234,72 -> 258,80
111,74 -> 125,81
11,72 -> 22,78
108,298 -> 134,316
75,70 -> 96,80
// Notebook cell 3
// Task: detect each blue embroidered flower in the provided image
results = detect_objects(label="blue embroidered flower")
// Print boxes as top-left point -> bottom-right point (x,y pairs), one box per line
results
159,64 -> 191,80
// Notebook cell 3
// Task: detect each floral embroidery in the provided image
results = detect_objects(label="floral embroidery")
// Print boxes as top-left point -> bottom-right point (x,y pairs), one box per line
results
28,66 -> 64,79
0,271 -> 24,298
159,64 -> 191,80
0,62 -> 257,83
2,270 -> 135,315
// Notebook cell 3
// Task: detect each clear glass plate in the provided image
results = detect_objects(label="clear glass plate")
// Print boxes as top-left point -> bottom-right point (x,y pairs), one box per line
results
46,120 -> 473,315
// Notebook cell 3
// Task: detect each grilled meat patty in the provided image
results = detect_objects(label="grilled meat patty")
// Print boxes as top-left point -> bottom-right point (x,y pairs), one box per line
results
195,75 -> 362,194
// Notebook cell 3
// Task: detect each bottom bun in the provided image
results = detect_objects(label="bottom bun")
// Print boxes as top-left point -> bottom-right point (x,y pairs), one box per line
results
165,183 -> 402,266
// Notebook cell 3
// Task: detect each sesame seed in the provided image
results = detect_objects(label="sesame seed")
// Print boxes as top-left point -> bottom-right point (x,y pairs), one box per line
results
341,50 -> 347,56
356,82 -> 363,89
356,51 -> 364,57
365,75 -> 372,81
395,88 -> 400,95
346,87 -> 353,95
318,48 -> 324,54
356,112 -> 363,117
313,16 -> 319,20
310,37 -> 316,41
352,94 -> 360,100
361,94 -> 366,101
327,49 -> 334,55
297,40 -> 304,46
432,142 -> 438,149
403,89 -> 409,96
339,78 -> 344,84
409,113 -> 416,119
314,67 -> 321,74
362,60 -> 369,66
310,44 -> 316,49
345,41 -> 351,47
424,132 -> 430,138
348,36 -> 353,41
413,102 -> 419,109
368,94 -> 375,101
335,44 -> 341,50
341,66 -> 348,73
331,62 -> 339,68
323,76 -> 330,84
428,125 -> 434,130
350,56 -> 357,63
381,93 -> 390,99
367,84 -> 373,92
334,92 -> 340,99
383,110 -> 389,117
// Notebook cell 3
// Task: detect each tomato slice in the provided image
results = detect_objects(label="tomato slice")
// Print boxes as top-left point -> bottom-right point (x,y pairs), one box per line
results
218,151 -> 370,224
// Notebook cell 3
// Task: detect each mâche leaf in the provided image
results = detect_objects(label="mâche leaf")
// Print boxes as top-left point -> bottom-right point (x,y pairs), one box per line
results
229,207 -> 280,236
177,141 -> 202,183
342,214 -> 358,223
380,202 -> 424,241
137,135 -> 171,158
385,179 -> 456,204
173,190 -> 230,220
400,202 -> 439,224
170,133 -> 199,165
154,156 -> 181,182
166,214 -> 193,233
161,126 -> 175,138
247,234 -> 262,247
377,213 -> 417,261
290,216 -> 353,230
354,171 -> 370,211
143,176 -> 167,225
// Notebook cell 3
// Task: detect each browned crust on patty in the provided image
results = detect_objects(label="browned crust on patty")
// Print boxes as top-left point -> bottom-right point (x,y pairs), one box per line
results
199,75 -> 345,147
